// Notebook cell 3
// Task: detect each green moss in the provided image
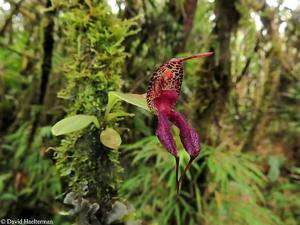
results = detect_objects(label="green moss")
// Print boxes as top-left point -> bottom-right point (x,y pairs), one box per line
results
53,1 -> 136,222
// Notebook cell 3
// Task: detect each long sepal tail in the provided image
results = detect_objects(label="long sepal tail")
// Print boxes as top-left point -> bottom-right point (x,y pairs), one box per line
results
178,156 -> 196,185
179,52 -> 213,62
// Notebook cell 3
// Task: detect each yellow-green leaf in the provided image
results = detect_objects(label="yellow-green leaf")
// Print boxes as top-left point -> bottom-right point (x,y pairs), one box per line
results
52,115 -> 99,136
100,127 -> 122,149
107,112 -> 135,121
109,91 -> 149,111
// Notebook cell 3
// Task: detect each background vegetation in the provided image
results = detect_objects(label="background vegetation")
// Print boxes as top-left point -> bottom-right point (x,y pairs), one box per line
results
0,0 -> 299,224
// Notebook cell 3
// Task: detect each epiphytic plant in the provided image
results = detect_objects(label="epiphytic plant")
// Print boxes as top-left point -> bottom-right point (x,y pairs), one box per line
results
110,52 -> 213,192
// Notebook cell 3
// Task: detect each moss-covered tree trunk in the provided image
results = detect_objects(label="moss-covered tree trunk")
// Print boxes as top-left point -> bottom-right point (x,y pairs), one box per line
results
243,4 -> 285,151
53,1 -> 134,224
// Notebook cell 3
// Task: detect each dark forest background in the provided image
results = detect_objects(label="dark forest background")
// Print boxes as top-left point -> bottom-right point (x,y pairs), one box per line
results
0,0 -> 299,224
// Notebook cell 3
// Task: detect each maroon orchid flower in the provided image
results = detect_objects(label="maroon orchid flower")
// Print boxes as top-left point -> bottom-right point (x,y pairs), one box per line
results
146,52 -> 213,192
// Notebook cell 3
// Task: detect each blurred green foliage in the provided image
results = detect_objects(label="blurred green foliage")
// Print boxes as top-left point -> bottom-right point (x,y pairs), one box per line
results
0,0 -> 299,224
119,133 -> 295,225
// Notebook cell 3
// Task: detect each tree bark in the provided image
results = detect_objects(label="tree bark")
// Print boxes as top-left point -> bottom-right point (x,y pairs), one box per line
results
181,0 -> 198,50
28,0 -> 55,145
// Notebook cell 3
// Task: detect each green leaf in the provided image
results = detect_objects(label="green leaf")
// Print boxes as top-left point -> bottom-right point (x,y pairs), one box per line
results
18,188 -> 33,196
106,92 -> 120,115
107,112 -> 135,121
52,114 -> 99,136
268,156 -> 280,182
109,91 -> 150,111
100,127 -> 122,149
175,205 -> 181,225
0,173 -> 12,193
0,193 -> 17,201
195,186 -> 202,214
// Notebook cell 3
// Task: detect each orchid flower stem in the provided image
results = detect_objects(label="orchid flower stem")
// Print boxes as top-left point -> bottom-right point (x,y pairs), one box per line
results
178,157 -> 195,186
175,157 -> 180,194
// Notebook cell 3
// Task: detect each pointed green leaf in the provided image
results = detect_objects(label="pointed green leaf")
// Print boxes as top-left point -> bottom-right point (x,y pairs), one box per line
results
100,127 -> 122,149
109,91 -> 150,111
107,112 -> 135,121
106,92 -> 120,116
52,115 -> 99,136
